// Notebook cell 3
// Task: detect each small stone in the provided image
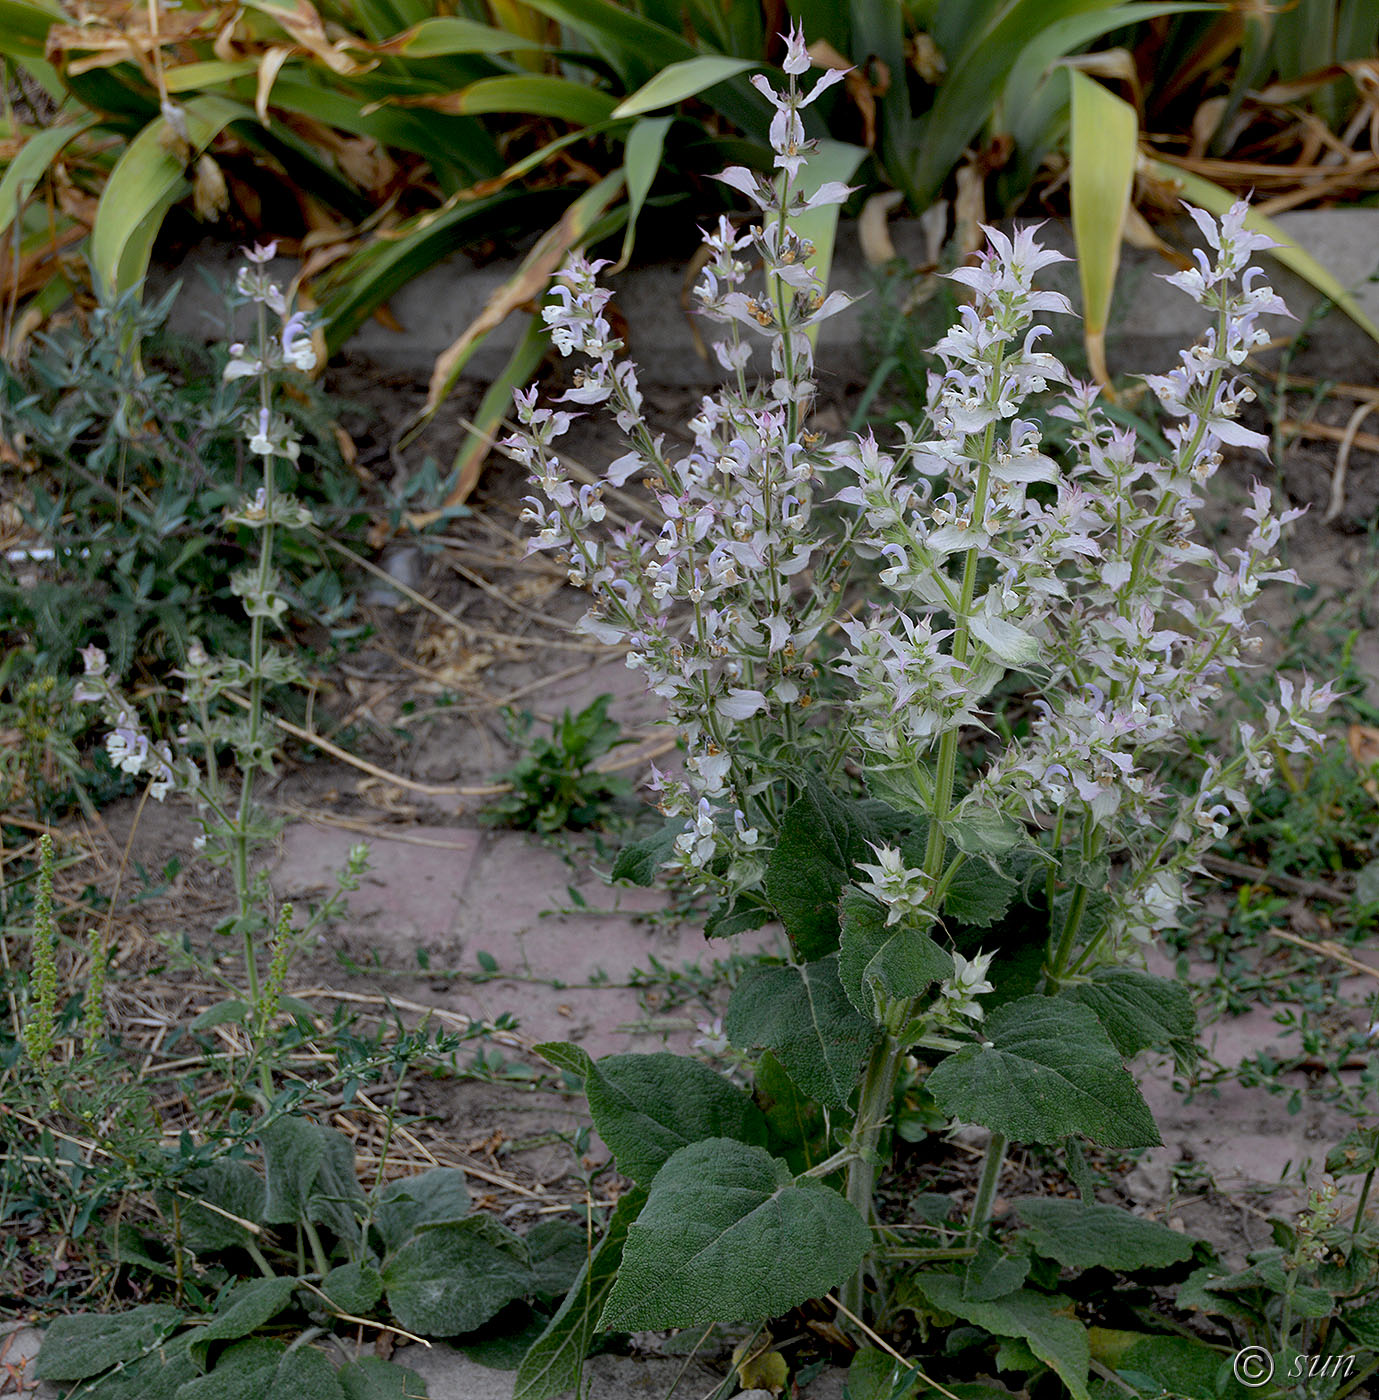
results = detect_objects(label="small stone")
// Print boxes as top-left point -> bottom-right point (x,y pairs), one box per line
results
364,544 -> 423,604
950,1124 -> 991,1150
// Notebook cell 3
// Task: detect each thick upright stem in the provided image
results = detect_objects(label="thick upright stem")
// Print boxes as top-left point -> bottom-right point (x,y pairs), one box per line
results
234,299 -> 278,1100
840,380 -> 1002,1324
967,1131 -> 1009,1244
840,1032 -> 901,1318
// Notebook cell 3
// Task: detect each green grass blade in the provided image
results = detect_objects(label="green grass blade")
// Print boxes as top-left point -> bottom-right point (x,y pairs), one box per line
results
418,169 -> 628,504
1069,71 -> 1138,386
315,187 -> 567,352
163,60 -> 261,92
779,139 -> 866,349
613,55 -> 757,118
519,0 -> 770,133
255,75 -> 500,181
0,120 -> 93,243
451,74 -> 618,124
379,16 -> 545,56
0,0 -> 60,64
613,114 -> 671,270
519,0 -> 693,87
419,167 -> 627,420
1003,3 -> 1218,135
911,0 -> 1137,205
442,311 -> 549,509
88,94 -> 243,297
1143,156 -> 1379,345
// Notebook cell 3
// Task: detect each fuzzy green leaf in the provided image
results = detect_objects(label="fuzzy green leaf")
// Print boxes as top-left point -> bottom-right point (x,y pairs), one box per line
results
382,1216 -> 532,1336
533,1040 -> 593,1080
259,1116 -> 323,1225
726,956 -> 879,1110
188,1277 -> 298,1369
370,1168 -> 472,1254
927,995 -> 1161,1147
338,1357 -> 430,1400
175,1338 -> 284,1400
79,1336 -> 199,1400
944,861 -> 1018,929
915,1276 -> 1090,1400
838,887 -> 953,1020
168,1159 -> 265,1254
1341,1297 -> 1379,1348
585,1051 -> 769,1184
846,1348 -> 922,1400
1095,1332 -> 1251,1399
753,1050 -> 825,1168
36,1306 -> 183,1382
189,999 -> 250,1031
259,1117 -> 365,1242
765,778 -> 878,959
512,1189 -> 644,1400
1013,1198 -> 1196,1271
1063,967 -> 1196,1062
273,1346 -> 347,1400
599,1138 -> 869,1330
965,1240 -> 1030,1302
525,1220 -> 589,1301
610,817 -> 681,884
318,1262 -> 384,1317
949,808 -> 1026,859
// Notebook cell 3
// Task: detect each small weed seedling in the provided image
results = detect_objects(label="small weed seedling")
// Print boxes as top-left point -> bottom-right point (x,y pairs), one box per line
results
485,693 -> 630,832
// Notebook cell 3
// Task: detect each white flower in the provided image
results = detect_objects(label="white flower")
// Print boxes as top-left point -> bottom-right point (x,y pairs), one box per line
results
938,951 -> 995,1021
855,844 -> 932,927
248,409 -> 273,456
280,312 -> 316,371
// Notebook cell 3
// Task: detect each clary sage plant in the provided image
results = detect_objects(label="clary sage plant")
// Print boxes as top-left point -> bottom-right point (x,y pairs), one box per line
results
71,248 -> 363,1093
509,29 -> 1335,1377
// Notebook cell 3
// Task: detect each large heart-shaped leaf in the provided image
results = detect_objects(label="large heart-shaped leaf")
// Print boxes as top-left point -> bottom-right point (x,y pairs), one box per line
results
914,1275 -> 1090,1400
338,1357 -> 431,1399
318,1261 -> 385,1317
726,957 -> 878,1110
1013,1198 -> 1197,1271
175,1338 -> 285,1400
525,1220 -> 588,1301
513,1189 -> 644,1400
382,1216 -> 532,1336
584,1051 -> 768,1184
188,1277 -> 298,1369
259,1117 -> 365,1242
169,1159 -> 266,1254
72,1335 -> 198,1400
599,1138 -> 869,1330
1062,967 -> 1196,1063
36,1306 -> 183,1382
927,995 -> 1160,1147
765,778 -> 879,959
370,1168 -> 471,1254
838,888 -> 953,1020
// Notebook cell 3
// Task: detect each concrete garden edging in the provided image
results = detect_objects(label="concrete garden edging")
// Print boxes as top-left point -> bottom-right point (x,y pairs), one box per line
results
154,209 -> 1379,388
